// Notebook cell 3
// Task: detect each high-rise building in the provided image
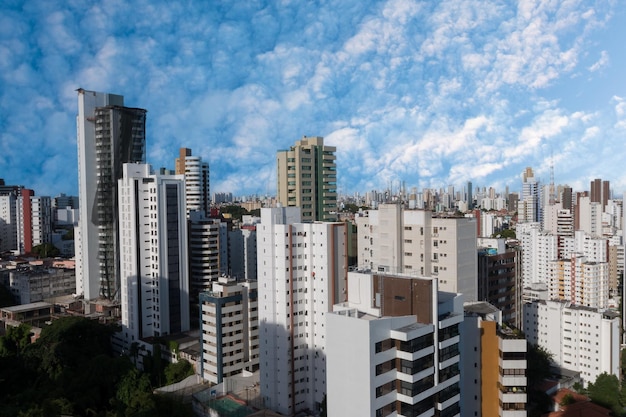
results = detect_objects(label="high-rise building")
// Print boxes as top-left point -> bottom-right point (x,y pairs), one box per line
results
548,255 -> 609,309
461,302 -> 527,417
175,147 -> 210,216
519,167 -> 540,223
200,277 -> 259,384
276,136 -> 337,222
476,238 -> 522,327
257,207 -> 347,415
75,89 -> 146,300
523,300 -> 620,386
0,194 -> 17,253
326,271 -> 463,417
356,204 -> 478,303
590,178 -> 610,210
118,163 -> 189,342
16,189 -> 52,255
188,212 -> 228,303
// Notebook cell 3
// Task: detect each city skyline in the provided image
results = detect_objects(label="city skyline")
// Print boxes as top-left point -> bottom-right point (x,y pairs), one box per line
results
1,1 -> 626,198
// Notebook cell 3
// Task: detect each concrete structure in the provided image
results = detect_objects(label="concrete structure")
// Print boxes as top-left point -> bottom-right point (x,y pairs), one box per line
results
516,222 -> 558,288
8,263 -> 75,304
477,238 -> 522,327
326,271 -> 463,417
357,204 -> 478,303
0,194 -> 17,253
548,255 -> 609,309
175,147 -> 210,216
461,302 -> 527,417
75,89 -> 146,300
523,300 -> 620,385
576,195 -> 603,238
118,163 -> 189,344
276,136 -> 337,222
519,167 -> 540,223
257,207 -> 347,415
188,212 -> 228,303
229,216 -> 259,282
200,277 -> 259,384
16,189 -> 52,255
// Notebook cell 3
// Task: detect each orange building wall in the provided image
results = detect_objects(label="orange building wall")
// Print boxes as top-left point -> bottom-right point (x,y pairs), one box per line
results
481,320 -> 499,417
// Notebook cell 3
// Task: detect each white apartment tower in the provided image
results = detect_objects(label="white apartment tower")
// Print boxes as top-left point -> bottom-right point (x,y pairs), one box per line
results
517,222 -> 558,288
175,147 -> 210,216
118,163 -> 189,343
200,277 -> 259,384
548,255 -> 609,309
257,207 -> 347,415
326,271 -> 463,417
519,167 -> 540,223
276,136 -> 337,222
356,204 -> 477,303
523,300 -> 620,385
76,89 -> 146,300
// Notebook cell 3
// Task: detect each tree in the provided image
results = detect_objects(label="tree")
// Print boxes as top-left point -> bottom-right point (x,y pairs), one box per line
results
164,360 -> 194,385
31,243 -> 60,258
587,373 -> 624,416
0,323 -> 32,357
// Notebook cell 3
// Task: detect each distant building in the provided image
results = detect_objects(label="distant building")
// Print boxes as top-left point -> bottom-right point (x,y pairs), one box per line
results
0,194 -> 17,253
16,189 -> 52,255
118,163 -> 189,343
8,263 -> 75,304
199,277 -> 259,384
175,148 -> 210,216
276,136 -> 337,222
326,271 -> 463,417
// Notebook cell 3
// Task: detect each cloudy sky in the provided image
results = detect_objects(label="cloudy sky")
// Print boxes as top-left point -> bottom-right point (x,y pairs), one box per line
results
1,0 -> 625,198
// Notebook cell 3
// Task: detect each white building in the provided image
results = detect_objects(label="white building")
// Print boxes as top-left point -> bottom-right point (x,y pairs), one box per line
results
257,207 -> 347,416
523,300 -> 620,385
200,277 -> 259,384
326,271 -> 463,417
229,216 -> 259,282
356,204 -> 477,303
577,196 -> 603,238
516,222 -> 558,287
559,231 -> 608,263
175,147 -> 210,216
118,163 -> 189,343
548,255 -> 609,309
76,89 -> 146,300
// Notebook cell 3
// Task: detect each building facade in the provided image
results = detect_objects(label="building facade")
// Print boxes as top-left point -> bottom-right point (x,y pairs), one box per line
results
327,271 -> 463,417
175,147 -> 210,216
257,207 -> 347,415
76,89 -> 146,300
118,163 -> 189,343
356,204 -> 478,303
276,136 -> 337,222
16,189 -> 52,255
200,277 -> 259,384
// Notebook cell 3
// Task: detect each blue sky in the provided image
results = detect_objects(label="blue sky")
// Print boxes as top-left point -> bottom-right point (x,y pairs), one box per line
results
1,0 -> 625,198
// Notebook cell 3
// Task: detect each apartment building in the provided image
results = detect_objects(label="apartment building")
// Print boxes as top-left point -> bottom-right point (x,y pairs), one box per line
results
200,277 -> 259,384
548,255 -> 609,309
523,300 -> 620,385
357,204 -> 477,303
276,136 -> 337,222
16,189 -> 52,255
461,302 -> 527,417
175,147 -> 210,216
257,207 -> 347,415
326,271 -> 463,417
118,163 -> 189,343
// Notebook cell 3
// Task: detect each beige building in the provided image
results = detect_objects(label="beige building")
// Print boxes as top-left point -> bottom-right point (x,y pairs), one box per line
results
356,204 -> 478,302
276,136 -> 337,222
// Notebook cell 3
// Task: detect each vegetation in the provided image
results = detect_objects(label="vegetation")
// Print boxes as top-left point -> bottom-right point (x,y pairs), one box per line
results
586,373 -> 626,416
164,359 -> 194,385
220,205 -> 250,220
491,228 -> 516,239
0,317 -> 193,417
31,242 -> 60,258
527,344 -> 553,417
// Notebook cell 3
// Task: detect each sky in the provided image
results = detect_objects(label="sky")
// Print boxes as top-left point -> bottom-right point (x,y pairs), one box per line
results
1,0 -> 625,199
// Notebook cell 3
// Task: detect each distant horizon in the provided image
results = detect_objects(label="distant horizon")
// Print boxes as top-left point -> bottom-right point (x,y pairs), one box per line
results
2,2 -> 626,198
